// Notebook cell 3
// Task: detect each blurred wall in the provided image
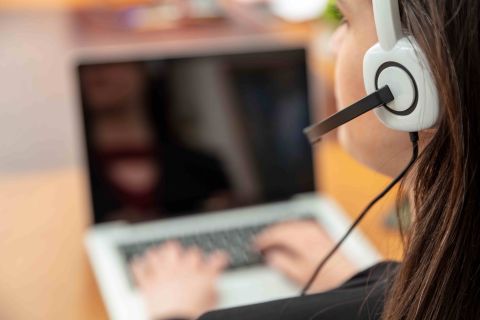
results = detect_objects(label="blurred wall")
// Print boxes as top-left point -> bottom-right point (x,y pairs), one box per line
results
0,11 -> 81,174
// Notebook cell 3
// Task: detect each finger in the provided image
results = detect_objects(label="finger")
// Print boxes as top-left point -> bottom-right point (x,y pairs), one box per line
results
264,250 -> 304,283
255,223 -> 300,252
206,251 -> 230,273
138,248 -> 161,276
156,241 -> 182,264
141,244 -> 173,276
144,247 -> 161,267
255,221 -> 320,253
184,246 -> 203,268
131,258 -> 150,286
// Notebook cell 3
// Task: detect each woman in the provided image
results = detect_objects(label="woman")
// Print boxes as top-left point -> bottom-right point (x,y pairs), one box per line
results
131,0 -> 480,319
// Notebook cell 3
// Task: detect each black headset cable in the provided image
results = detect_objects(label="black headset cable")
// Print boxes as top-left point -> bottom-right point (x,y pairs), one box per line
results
300,132 -> 419,296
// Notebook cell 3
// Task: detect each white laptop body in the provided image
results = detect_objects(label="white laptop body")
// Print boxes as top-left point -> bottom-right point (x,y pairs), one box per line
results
86,194 -> 380,320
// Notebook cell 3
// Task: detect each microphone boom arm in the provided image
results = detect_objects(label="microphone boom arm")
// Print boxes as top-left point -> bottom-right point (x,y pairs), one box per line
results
304,86 -> 394,144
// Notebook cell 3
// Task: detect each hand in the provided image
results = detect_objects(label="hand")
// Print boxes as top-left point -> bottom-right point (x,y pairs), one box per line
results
131,242 -> 229,320
254,220 -> 358,293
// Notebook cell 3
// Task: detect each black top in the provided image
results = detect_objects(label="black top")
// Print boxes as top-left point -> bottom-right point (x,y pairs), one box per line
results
201,261 -> 397,320
166,261 -> 399,320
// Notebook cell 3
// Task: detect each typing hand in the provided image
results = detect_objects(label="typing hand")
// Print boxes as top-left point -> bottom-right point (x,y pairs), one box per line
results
254,220 -> 358,293
131,242 -> 229,320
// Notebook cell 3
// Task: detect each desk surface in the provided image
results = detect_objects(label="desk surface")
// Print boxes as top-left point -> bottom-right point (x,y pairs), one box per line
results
0,169 -> 107,320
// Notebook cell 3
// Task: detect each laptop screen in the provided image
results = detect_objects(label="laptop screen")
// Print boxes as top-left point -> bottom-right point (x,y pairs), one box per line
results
78,48 -> 314,224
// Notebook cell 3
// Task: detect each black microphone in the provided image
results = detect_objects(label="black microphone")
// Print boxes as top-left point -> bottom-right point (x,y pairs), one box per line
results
304,86 -> 394,144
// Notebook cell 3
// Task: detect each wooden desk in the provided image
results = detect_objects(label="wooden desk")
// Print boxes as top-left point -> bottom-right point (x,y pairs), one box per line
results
0,169 -> 107,320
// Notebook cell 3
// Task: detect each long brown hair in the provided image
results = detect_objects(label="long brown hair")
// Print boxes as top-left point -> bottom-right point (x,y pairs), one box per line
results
383,0 -> 480,319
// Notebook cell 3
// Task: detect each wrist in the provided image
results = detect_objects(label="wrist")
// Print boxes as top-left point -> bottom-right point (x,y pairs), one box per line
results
149,309 -> 196,320
148,306 -> 200,320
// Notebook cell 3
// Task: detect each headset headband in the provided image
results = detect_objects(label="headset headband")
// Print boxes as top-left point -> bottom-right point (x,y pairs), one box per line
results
373,0 -> 403,51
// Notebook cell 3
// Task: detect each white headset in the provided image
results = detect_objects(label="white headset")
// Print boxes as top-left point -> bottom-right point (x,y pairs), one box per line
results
304,0 -> 440,143
364,0 -> 439,132
302,0 -> 439,295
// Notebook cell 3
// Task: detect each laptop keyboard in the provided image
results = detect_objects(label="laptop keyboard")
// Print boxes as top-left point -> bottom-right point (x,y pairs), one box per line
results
119,214 -> 315,273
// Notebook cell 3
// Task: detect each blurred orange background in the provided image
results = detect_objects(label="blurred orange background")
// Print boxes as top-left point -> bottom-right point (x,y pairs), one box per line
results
0,3 -> 403,319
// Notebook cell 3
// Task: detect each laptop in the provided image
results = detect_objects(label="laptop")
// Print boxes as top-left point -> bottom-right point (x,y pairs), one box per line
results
78,48 -> 380,320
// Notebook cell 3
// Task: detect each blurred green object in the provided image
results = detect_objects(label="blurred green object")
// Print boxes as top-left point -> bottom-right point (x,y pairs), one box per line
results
321,0 -> 342,25
384,199 -> 412,231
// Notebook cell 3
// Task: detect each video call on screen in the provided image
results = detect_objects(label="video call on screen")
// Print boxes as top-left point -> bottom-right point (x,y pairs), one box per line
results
78,49 -> 314,224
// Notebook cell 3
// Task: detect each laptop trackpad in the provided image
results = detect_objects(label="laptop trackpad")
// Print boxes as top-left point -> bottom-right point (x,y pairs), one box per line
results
218,266 -> 298,309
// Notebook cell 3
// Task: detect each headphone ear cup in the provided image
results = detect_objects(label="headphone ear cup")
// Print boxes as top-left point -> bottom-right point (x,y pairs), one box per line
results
363,36 -> 440,132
